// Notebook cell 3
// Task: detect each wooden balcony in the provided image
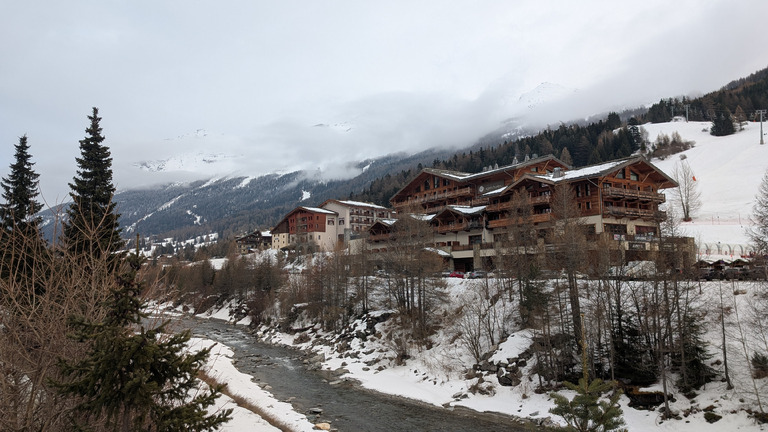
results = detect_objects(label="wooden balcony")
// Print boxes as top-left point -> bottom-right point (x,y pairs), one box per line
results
436,222 -> 468,233
487,213 -> 552,228
529,194 -> 552,205
603,187 -> 665,203
393,187 -> 474,208
486,201 -> 513,212
451,242 -> 494,251
435,220 -> 483,233
604,208 -> 666,221
369,233 -> 392,242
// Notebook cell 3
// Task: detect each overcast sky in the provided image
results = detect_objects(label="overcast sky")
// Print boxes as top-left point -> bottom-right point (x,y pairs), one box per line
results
2,1 -> 767,203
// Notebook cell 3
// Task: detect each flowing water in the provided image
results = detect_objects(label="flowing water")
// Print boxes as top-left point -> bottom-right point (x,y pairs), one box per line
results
173,317 -> 531,432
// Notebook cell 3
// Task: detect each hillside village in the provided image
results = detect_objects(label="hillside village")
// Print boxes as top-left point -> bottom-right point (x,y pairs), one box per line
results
251,151 -> 738,280
181,119 -> 768,431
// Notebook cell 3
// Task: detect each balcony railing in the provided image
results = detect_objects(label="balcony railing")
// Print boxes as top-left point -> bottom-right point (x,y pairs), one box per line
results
604,208 -> 666,221
486,201 -> 513,212
393,187 -> 474,207
486,213 -> 552,228
435,220 -> 484,233
529,194 -> 552,205
603,187 -> 665,203
369,233 -> 392,242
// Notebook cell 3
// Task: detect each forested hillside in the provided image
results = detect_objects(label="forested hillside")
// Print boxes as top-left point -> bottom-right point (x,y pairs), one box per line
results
353,66 -> 768,207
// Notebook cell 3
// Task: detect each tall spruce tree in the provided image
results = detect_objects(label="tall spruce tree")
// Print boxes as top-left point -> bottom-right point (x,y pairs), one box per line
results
55,250 -> 232,431
1,134 -> 46,283
1,135 -> 42,230
63,107 -> 124,262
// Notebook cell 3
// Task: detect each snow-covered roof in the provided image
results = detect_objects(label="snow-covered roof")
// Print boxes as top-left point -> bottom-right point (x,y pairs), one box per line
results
423,247 -> 452,257
412,214 -> 436,222
376,218 -> 398,227
337,200 -> 387,209
300,206 -> 337,215
538,159 -> 628,183
482,185 -> 508,197
324,199 -> 389,210
444,205 -> 486,215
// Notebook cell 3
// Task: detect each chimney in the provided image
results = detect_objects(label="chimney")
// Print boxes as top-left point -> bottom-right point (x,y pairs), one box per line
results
553,167 -> 563,178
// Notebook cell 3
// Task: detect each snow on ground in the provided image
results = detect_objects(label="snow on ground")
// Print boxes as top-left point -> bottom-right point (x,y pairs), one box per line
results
253,277 -> 768,431
188,338 -> 315,432
646,120 -> 766,253
176,120 -> 768,430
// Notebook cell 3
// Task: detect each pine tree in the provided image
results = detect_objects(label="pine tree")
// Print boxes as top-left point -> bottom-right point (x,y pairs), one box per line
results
55,250 -> 232,431
674,313 -> 716,393
550,317 -> 627,432
1,135 -> 42,229
63,107 -> 124,263
1,135 -> 46,284
710,106 -> 736,136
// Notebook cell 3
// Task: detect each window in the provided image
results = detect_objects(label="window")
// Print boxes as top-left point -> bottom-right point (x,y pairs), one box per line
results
605,224 -> 627,235
424,180 -> 430,191
328,219 -> 335,225
469,235 -> 482,245
585,202 -> 591,210
586,185 -> 591,196
338,218 -> 345,225
434,176 -> 440,189
616,170 -> 625,179
576,185 -> 582,197
630,171 -> 639,181
443,178 -> 450,186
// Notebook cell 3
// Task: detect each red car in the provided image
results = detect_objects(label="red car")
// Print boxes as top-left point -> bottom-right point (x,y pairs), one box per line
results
448,271 -> 465,278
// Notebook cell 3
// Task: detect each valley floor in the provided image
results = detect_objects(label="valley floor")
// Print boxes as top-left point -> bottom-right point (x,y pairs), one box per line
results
163,275 -> 768,432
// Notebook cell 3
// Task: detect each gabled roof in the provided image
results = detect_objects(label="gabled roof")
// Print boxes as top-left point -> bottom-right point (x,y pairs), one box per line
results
432,205 -> 487,219
390,154 -> 569,202
532,156 -> 678,189
459,154 -> 569,181
270,206 -> 339,234
320,199 -> 389,210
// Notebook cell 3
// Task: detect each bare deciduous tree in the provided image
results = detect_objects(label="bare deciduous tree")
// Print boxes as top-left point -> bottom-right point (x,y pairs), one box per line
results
671,160 -> 701,222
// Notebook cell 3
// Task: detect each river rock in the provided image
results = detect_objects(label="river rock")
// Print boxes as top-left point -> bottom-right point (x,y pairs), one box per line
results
476,360 -> 498,373
333,367 -> 350,376
496,365 -> 522,387
314,422 -> 331,430
309,407 -> 323,415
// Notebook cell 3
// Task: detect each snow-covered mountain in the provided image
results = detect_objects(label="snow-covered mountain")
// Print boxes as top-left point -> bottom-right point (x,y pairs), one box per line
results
517,82 -> 574,110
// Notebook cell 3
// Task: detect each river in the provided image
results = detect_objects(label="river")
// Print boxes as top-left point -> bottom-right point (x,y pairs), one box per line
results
173,316 -> 531,432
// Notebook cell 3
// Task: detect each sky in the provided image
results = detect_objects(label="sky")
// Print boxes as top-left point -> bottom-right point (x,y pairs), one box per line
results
1,0 -> 768,203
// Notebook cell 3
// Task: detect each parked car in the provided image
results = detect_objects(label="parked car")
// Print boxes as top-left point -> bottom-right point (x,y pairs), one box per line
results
745,266 -> 767,280
701,269 -> 724,281
466,270 -> 489,279
448,271 -> 465,278
724,268 -> 745,280
438,270 -> 452,278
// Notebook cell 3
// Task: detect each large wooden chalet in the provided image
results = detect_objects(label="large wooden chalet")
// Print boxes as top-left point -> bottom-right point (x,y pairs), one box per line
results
371,155 -> 686,271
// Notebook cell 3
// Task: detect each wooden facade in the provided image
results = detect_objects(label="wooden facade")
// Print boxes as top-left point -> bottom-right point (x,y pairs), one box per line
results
373,155 -> 683,270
